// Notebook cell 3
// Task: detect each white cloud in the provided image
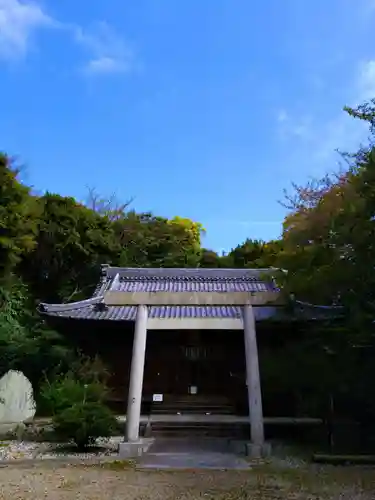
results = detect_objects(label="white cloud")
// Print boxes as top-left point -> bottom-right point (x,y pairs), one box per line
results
277,109 -> 288,123
74,21 -> 134,75
0,2 -> 134,76
315,60 -> 375,161
0,0 -> 52,58
278,59 -> 375,170
358,59 -> 375,100
277,110 -> 313,141
85,56 -> 126,75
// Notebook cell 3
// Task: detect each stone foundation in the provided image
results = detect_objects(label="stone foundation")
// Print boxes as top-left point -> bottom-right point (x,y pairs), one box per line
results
118,438 -> 154,458
245,442 -> 272,459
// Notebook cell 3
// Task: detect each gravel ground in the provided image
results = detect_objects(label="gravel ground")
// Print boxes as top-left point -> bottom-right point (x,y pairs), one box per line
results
0,437 -> 123,461
0,462 -> 373,499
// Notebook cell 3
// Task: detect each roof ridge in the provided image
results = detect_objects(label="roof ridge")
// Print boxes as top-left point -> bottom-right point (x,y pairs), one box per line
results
103,266 -> 276,280
117,275 -> 262,282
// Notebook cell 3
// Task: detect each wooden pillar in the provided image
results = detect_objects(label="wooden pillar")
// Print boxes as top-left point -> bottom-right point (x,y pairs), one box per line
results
243,304 -> 265,452
125,305 -> 148,442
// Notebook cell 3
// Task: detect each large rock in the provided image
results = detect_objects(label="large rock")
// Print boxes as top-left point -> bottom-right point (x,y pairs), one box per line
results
0,370 -> 36,425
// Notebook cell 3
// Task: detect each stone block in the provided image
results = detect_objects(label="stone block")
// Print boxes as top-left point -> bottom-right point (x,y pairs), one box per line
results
0,370 -> 36,425
118,438 -> 153,458
245,442 -> 272,459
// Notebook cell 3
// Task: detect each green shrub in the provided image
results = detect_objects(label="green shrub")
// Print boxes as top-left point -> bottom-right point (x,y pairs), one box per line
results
52,400 -> 117,449
40,373 -> 109,415
38,354 -> 113,416
39,367 -> 117,449
70,354 -> 111,385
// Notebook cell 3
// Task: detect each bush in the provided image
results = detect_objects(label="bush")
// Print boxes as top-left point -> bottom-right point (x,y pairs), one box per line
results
39,365 -> 117,448
52,400 -> 117,448
70,354 -> 111,385
40,373 -> 110,415
39,354 -> 113,415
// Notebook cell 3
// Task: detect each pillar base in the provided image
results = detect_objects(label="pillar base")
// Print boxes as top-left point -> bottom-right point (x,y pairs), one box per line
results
245,442 -> 272,459
118,438 -> 154,458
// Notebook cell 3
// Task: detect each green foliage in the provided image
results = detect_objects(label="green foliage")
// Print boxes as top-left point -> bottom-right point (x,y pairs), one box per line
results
0,279 -> 72,386
40,374 -> 109,415
52,401 -> 117,448
228,238 -> 282,268
0,154 -> 39,281
277,99 -> 375,429
70,354 -> 111,386
279,101 -> 375,320
39,355 -> 112,414
40,371 -> 116,448
199,249 -> 225,268
20,193 -> 122,302
113,211 -> 204,268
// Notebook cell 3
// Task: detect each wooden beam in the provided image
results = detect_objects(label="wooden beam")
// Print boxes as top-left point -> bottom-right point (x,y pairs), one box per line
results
147,317 -> 244,330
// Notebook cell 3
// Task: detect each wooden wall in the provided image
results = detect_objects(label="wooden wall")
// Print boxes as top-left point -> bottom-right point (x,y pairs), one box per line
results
47,316 -> 305,416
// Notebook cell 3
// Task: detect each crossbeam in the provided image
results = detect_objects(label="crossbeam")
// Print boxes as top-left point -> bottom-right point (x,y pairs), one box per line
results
104,290 -> 281,306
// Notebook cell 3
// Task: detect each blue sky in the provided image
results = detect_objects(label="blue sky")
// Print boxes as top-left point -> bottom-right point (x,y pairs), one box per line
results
1,0 -> 374,252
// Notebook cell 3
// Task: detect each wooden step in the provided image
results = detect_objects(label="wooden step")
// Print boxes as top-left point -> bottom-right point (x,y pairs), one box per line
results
150,395 -> 236,416
151,406 -> 235,415
146,422 -> 248,438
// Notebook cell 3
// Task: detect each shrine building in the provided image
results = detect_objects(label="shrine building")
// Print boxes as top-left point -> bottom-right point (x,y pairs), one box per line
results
39,265 -> 337,457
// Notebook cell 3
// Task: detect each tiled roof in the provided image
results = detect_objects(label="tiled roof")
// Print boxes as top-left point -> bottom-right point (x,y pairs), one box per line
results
38,301 -> 341,322
39,266 -> 279,321
38,266 -> 341,322
112,279 -> 270,293
39,303 -> 282,321
104,266 -> 277,294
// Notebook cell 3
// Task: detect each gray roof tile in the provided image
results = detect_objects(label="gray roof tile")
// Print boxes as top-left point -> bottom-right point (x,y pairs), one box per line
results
40,303 -> 281,321
39,266 -> 282,321
113,279 -> 270,293
102,266 -> 276,280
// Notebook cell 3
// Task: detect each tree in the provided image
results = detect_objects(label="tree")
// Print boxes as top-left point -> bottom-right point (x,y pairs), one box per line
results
20,193 -> 121,302
85,187 -> 133,221
0,279 -> 72,388
199,249 -> 223,268
228,238 -> 282,269
113,211 -> 205,268
0,154 -> 39,282
277,100 -> 375,437
279,100 -> 375,316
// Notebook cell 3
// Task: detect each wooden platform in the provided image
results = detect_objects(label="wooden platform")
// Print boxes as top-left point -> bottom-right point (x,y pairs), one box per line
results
32,414 -> 323,439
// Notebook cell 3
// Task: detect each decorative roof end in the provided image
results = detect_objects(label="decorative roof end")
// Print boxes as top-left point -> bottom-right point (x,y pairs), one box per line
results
101,264 -> 110,276
93,302 -> 108,312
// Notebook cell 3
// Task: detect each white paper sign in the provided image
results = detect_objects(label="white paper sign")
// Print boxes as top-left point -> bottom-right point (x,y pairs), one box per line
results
153,393 -> 163,402
190,386 -> 198,395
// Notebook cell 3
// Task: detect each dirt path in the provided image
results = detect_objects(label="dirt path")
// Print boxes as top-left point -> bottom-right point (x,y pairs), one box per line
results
0,462 -> 373,499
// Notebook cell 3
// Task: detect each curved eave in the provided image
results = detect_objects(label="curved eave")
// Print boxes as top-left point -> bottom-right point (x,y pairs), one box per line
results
38,300 -> 342,323
39,296 -> 104,314
39,303 -> 278,321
